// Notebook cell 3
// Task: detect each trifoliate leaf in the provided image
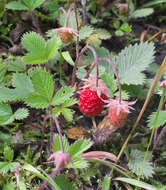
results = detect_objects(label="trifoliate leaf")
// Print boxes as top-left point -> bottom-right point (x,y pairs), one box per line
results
79,25 -> 94,41
25,94 -> 49,109
128,149 -> 154,179
0,103 -> 14,125
68,139 -> 93,157
14,108 -> 29,120
12,73 -> 34,98
6,1 -> 29,10
52,88 -> 74,106
32,68 -> 54,101
62,108 -> 73,122
130,8 -> 154,19
53,134 -> 69,153
116,42 -> 155,85
148,111 -> 166,128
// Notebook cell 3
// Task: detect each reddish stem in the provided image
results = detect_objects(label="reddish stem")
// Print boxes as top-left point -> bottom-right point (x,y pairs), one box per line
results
74,4 -> 79,58
53,115 -> 64,153
98,57 -> 122,103
71,45 -> 98,87
49,106 -> 54,153
66,3 -> 75,27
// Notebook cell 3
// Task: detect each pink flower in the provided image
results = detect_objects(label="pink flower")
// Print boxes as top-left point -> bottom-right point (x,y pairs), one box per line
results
160,80 -> 166,90
48,151 -> 72,170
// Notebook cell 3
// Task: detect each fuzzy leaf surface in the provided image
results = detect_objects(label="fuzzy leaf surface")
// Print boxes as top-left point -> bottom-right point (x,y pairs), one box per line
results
14,108 -> 29,120
32,68 -> 54,101
62,108 -> 73,122
53,134 -> 69,153
12,73 -> 34,98
0,103 -> 14,125
25,94 -> 49,109
130,8 -> 154,18
6,1 -> 29,10
0,88 -> 21,102
67,157 -> 88,169
52,88 -> 74,106
79,25 -> 94,41
148,110 -> 166,128
22,32 -> 45,57
68,139 -> 93,157
116,42 -> 155,85
128,149 -> 154,179
23,0 -> 45,9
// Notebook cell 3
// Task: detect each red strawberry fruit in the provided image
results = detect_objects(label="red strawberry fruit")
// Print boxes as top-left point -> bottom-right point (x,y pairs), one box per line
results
79,77 -> 109,118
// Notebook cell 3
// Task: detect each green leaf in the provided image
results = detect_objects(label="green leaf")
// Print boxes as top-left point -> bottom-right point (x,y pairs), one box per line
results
127,149 -> 154,179
0,88 -> 21,102
62,51 -> 75,66
7,60 -> 26,72
23,0 -> 44,10
2,182 -> 16,190
102,176 -> 111,190
148,111 -> 166,128
67,157 -> 89,169
62,108 -> 73,121
45,37 -> 59,60
116,42 -> 155,85
53,134 -> 69,153
120,23 -> 132,33
6,1 -> 29,10
23,164 -> 61,190
25,94 -> 49,109
0,103 -> 14,125
86,34 -> 101,47
142,0 -> 166,8
12,73 -> 34,98
62,99 -> 77,107
22,32 -> 46,57
18,176 -> 27,190
23,53 -> 46,64
115,177 -> 157,190
52,107 -> 61,117
0,64 -> 7,87
4,146 -> 14,162
14,108 -> 29,120
79,25 -> 94,41
32,68 -> 54,101
68,139 -> 93,157
130,8 -> 154,18
0,162 -> 19,175
52,88 -> 74,106
95,29 -> 111,40
54,175 -> 74,190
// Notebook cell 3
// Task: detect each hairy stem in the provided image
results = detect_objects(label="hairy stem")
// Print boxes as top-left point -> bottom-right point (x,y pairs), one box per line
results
98,57 -> 122,103
66,3 -> 75,27
53,115 -> 64,153
31,10 -> 43,37
71,45 -> 98,87
49,106 -> 54,153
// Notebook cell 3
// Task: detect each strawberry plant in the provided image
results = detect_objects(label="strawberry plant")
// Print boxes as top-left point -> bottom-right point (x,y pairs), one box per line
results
0,0 -> 166,189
